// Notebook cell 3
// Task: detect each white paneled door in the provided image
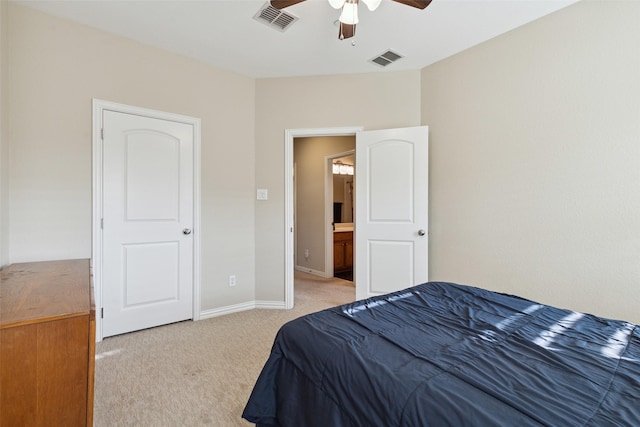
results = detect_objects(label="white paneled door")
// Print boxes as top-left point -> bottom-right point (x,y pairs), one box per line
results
355,126 -> 429,300
102,110 -> 194,338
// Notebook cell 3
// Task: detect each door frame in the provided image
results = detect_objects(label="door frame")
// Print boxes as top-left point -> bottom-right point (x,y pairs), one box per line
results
324,149 -> 355,278
285,127 -> 362,309
92,99 -> 201,342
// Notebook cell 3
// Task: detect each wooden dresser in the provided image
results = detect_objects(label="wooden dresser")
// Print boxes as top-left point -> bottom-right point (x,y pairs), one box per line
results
0,259 -> 95,426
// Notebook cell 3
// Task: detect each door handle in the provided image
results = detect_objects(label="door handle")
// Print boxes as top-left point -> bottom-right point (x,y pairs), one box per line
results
418,229 -> 426,236
183,228 -> 192,235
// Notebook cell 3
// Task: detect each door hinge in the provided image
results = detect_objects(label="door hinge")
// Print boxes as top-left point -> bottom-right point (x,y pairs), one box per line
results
101,308 -> 104,319
100,218 -> 104,229
100,128 -> 104,140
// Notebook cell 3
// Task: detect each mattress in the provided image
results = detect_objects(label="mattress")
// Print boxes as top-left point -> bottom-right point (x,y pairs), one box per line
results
242,282 -> 640,426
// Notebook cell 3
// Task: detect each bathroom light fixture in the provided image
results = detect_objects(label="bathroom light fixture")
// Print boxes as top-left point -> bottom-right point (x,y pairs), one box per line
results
333,161 -> 354,175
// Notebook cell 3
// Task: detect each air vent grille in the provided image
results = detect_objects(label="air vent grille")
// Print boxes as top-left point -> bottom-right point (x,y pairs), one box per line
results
370,50 -> 404,68
254,3 -> 299,32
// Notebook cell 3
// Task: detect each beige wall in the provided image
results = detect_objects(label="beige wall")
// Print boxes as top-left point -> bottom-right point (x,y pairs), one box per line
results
0,0 -> 8,268
255,71 -> 421,301
5,1 -> 638,324
422,0 -> 640,323
294,135 -> 355,274
5,3 -> 256,310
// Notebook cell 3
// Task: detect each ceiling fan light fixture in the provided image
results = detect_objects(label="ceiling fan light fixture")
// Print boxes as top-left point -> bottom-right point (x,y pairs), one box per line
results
338,21 -> 355,40
339,1 -> 359,25
271,0 -> 433,41
361,0 -> 382,11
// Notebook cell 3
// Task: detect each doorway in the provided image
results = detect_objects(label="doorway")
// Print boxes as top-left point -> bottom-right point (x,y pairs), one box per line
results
286,126 -> 429,306
285,127 -> 363,309
329,152 -> 355,281
293,138 -> 355,278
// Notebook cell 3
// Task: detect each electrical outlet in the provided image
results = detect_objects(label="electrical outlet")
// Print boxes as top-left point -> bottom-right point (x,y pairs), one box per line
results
304,249 -> 309,259
228,275 -> 236,287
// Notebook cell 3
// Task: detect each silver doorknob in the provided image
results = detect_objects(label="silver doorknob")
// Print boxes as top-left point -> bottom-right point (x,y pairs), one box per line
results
183,228 -> 192,235
418,229 -> 426,236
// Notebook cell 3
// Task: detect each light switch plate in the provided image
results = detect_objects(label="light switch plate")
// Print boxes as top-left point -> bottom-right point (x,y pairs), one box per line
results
257,189 -> 268,200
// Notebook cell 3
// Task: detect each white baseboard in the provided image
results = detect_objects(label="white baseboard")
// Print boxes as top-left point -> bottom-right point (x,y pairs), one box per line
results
255,300 -> 287,309
200,301 -> 256,320
295,265 -> 330,278
199,300 -> 287,320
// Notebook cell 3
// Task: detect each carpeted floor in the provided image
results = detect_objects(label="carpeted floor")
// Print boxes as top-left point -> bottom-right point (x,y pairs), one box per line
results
93,272 -> 355,426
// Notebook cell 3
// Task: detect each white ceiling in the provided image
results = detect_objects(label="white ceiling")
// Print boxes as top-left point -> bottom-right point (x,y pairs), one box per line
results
15,0 -> 579,79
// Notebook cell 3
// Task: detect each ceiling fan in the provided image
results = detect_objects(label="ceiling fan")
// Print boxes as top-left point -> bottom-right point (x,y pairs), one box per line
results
270,0 -> 432,40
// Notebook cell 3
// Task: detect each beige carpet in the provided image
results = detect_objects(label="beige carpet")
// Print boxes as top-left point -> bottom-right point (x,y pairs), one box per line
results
94,272 -> 355,426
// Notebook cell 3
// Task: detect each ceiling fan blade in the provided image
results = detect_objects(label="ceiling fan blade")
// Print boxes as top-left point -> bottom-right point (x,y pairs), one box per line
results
270,0 -> 306,10
338,22 -> 356,40
391,0 -> 432,9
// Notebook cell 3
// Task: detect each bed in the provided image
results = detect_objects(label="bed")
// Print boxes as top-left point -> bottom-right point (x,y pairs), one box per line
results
242,281 -> 640,426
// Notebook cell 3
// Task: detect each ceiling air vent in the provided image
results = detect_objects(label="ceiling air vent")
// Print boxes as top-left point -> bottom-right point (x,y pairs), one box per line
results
370,50 -> 404,68
254,2 -> 299,32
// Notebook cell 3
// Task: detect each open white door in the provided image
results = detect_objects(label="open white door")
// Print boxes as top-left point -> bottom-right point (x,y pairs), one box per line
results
355,126 -> 428,300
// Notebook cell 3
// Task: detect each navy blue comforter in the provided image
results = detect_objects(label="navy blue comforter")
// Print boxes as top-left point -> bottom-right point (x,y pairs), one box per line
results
242,282 -> 640,426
